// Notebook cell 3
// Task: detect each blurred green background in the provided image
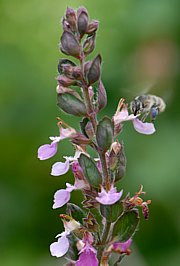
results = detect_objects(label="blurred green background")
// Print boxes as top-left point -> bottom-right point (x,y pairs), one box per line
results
0,0 -> 180,265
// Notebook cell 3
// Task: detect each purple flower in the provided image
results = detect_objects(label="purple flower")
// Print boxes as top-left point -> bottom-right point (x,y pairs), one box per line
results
132,118 -> 155,135
113,106 -> 155,135
112,239 -> 132,254
76,232 -> 98,266
38,142 -> 58,160
37,126 -> 76,160
76,248 -> 98,266
51,147 -> 82,176
53,183 -> 76,209
52,176 -> 88,209
50,232 -> 69,258
51,159 -> 70,176
96,185 -> 123,205
50,219 -> 80,258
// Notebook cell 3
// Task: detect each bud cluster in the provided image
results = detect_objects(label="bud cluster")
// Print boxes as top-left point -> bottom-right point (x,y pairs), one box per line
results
37,6 -> 165,266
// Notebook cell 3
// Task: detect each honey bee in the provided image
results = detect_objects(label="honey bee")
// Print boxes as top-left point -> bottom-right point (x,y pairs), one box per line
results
130,94 -> 166,121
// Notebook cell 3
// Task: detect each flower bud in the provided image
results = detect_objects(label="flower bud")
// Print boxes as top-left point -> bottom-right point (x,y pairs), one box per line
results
71,133 -> 90,145
57,75 -> 76,87
77,7 -> 89,37
83,33 -> 96,55
60,31 -> 80,58
57,92 -> 87,117
63,65 -> 83,80
85,121 -> 94,139
96,116 -> 114,151
58,58 -> 76,74
97,80 -> 107,112
109,141 -> 121,171
65,7 -> 77,32
87,54 -> 102,85
86,20 -> 99,35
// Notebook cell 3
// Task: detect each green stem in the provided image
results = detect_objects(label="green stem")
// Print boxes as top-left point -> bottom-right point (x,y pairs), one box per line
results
97,220 -> 111,265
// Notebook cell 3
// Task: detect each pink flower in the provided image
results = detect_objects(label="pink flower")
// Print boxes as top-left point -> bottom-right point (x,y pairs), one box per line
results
37,127 -> 76,160
50,219 -> 80,258
112,238 -> 132,254
52,183 -> 76,209
113,106 -> 155,135
51,147 -> 82,176
76,232 -> 98,266
52,177 -> 88,209
96,185 -> 123,205
132,118 -> 155,135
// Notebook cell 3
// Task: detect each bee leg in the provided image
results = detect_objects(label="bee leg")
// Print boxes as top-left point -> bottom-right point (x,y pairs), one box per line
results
141,112 -> 150,122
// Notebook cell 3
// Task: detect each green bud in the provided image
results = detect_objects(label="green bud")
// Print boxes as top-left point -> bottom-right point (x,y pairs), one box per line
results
96,116 -> 114,151
97,80 -> 107,112
57,92 -> 87,117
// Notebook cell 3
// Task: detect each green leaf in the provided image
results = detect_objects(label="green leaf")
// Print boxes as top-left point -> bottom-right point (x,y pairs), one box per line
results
66,203 -> 86,225
112,210 -> 140,242
96,116 -> 114,151
100,201 -> 124,222
78,154 -> 102,188
57,92 -> 87,117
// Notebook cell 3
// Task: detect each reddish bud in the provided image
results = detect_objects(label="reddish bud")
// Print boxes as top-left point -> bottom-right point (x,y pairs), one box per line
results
77,7 -> 89,37
58,58 -> 76,74
60,31 -> 80,58
65,7 -> 77,32
71,133 -> 90,145
57,75 -> 76,87
87,54 -> 102,85
86,20 -> 99,35
85,121 -> 94,139
97,80 -> 107,111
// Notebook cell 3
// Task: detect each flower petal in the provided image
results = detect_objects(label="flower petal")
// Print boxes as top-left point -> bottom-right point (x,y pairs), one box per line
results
60,127 -> 76,140
132,118 -> 156,135
37,143 -> 57,160
52,189 -> 71,209
114,108 -> 138,124
50,234 -> 69,257
96,186 -> 123,205
76,249 -> 98,266
113,239 -> 132,253
51,160 -> 70,176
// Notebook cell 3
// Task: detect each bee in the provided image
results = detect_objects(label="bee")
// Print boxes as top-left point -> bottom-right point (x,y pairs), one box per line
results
130,94 -> 166,121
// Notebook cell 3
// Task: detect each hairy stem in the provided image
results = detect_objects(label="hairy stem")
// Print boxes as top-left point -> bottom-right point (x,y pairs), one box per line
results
97,220 -> 111,265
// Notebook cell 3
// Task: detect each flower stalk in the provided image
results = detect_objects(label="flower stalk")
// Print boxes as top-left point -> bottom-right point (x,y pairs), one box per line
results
37,6 -> 166,266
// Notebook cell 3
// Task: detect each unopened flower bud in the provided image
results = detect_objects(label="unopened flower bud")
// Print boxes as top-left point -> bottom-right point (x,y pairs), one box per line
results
60,31 -> 80,58
85,121 -> 94,139
71,133 -> 90,145
86,20 -> 99,35
57,75 -> 76,87
62,17 -> 71,31
77,7 -> 89,37
65,7 -> 77,32
97,80 -> 107,112
58,58 -> 76,75
109,141 -> 121,171
57,91 -> 87,117
63,65 -> 83,80
83,33 -> 96,55
87,54 -> 102,85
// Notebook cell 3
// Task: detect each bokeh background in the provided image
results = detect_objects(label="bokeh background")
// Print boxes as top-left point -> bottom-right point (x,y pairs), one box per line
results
1,0 -> 180,265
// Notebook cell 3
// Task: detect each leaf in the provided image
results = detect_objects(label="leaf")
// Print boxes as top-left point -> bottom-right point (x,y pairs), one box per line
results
66,203 -> 86,225
96,116 -> 114,151
100,201 -> 123,222
78,154 -> 102,188
112,210 -> 140,242
57,92 -> 87,117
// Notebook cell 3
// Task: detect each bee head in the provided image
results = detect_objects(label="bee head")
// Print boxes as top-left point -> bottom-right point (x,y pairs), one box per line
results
150,107 -> 159,121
